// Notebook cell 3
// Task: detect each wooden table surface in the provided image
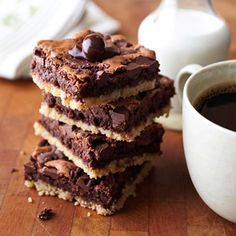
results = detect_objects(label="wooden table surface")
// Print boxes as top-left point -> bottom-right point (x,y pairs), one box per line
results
0,1 -> 236,235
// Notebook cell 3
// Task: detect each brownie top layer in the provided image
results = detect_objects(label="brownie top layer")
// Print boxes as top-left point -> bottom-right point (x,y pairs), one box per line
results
25,140 -> 143,208
39,116 -> 164,169
32,29 -> 160,100
43,75 -> 174,133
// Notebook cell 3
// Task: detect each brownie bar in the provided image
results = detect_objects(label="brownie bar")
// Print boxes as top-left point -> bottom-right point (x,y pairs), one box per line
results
34,116 -> 163,178
24,141 -> 152,215
32,30 -> 160,109
40,75 -> 174,141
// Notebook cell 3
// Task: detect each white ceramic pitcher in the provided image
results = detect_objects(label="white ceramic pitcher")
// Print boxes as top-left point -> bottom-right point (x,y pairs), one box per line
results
138,0 -> 231,130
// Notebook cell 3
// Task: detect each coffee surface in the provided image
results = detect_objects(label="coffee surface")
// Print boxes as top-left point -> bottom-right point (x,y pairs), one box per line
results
196,86 -> 236,132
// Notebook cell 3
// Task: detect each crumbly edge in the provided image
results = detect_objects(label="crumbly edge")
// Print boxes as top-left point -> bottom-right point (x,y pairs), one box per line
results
39,103 -> 170,142
34,122 -> 160,179
25,179 -> 73,200
24,162 -> 152,216
32,74 -> 156,110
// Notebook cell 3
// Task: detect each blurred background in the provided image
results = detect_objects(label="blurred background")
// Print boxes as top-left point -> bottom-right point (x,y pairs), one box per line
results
0,0 -> 235,80
99,0 -> 235,50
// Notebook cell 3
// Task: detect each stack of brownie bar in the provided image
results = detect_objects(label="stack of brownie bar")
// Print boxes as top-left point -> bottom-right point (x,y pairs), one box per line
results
24,30 -> 174,215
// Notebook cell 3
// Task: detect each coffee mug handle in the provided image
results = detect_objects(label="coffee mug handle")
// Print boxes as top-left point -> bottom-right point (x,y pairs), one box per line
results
176,64 -> 203,104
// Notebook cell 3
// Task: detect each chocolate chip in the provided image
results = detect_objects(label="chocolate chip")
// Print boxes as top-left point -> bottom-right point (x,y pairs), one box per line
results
70,168 -> 83,181
76,175 -> 91,192
11,168 -> 18,173
38,208 -> 55,221
115,40 -> 132,48
54,149 -> 65,160
68,45 -> 84,58
38,139 -> 49,147
88,136 -> 106,148
34,48 -> 43,57
109,109 -> 128,130
82,33 -> 105,61
37,147 -> 57,166
46,94 -> 56,107
104,45 -> 120,59
41,166 -> 58,179
69,32 -> 121,62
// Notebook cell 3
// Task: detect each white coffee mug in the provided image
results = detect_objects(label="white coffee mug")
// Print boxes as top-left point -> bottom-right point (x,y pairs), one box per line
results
177,60 -> 236,223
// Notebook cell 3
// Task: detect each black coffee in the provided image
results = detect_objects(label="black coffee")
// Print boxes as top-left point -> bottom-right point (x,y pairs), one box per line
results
195,84 -> 236,131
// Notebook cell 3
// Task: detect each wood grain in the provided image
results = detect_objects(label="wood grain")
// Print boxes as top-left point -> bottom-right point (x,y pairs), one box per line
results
0,0 -> 235,235
110,231 -> 148,236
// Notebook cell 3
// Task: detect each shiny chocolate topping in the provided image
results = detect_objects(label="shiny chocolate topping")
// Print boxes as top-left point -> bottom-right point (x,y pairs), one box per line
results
69,32 -> 120,62
82,33 -> 105,61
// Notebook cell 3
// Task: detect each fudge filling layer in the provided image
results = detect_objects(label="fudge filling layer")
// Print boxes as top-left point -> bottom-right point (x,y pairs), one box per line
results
37,115 -> 163,167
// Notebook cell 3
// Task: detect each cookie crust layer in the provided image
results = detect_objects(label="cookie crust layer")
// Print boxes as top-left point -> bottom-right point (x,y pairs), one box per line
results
33,74 -> 156,110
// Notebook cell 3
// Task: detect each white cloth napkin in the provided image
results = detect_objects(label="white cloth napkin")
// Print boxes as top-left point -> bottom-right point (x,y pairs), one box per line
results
0,0 -> 120,80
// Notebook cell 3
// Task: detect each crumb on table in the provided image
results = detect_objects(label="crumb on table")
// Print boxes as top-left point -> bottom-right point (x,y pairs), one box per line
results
20,150 -> 26,155
38,208 -> 55,221
27,197 -> 33,203
11,168 -> 18,173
